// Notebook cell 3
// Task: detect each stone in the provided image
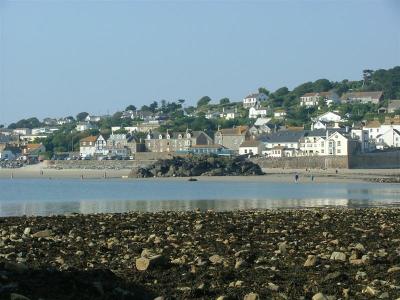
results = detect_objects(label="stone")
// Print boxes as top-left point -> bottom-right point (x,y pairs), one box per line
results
388,266 -> 400,273
23,228 -> 31,235
32,229 -> 53,238
278,242 -> 288,255
234,259 -> 246,269
342,288 -> 349,299
363,286 -> 378,296
10,294 -> 31,300
304,255 -> 317,267
243,293 -> 259,300
312,293 -> 328,300
136,255 -> 167,271
355,271 -> 367,281
349,259 -> 364,265
235,280 -> 244,287
267,282 -> 279,291
330,252 -> 346,262
355,243 -> 365,252
209,254 -> 223,264
379,292 -> 389,299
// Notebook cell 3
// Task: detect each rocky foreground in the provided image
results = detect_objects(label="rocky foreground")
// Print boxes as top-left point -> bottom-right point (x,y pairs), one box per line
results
129,156 -> 264,178
1,209 -> 400,299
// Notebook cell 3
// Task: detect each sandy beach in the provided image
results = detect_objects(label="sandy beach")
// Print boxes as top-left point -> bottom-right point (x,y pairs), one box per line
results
1,163 -> 400,183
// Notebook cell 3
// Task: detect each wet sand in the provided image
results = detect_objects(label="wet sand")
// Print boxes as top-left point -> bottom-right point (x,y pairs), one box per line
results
1,163 -> 400,183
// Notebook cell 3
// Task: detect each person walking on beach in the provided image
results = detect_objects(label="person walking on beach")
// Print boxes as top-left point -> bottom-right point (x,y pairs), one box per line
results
294,173 -> 299,183
311,174 -> 314,182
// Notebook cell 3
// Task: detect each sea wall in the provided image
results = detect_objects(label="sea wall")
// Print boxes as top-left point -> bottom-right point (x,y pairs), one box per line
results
45,160 -> 149,170
252,156 -> 349,169
349,150 -> 400,169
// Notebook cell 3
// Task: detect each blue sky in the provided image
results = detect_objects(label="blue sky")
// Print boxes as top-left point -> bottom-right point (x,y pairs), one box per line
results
0,0 -> 399,125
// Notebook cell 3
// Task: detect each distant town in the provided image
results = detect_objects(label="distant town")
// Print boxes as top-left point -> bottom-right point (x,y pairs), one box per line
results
1,66 -> 400,168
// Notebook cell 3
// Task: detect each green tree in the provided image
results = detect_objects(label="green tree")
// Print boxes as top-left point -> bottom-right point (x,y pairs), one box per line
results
197,96 -> 212,107
313,79 -> 332,92
258,87 -> 270,96
76,112 -> 89,121
149,101 -> 158,112
219,98 -> 230,105
125,105 -> 136,111
274,87 -> 289,97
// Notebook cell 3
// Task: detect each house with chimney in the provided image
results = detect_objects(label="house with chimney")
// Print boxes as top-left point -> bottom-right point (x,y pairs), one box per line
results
341,91 -> 383,104
214,126 -> 249,152
242,93 -> 268,108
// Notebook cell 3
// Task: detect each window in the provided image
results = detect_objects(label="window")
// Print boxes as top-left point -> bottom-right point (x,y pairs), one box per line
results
337,141 -> 341,146
321,149 -> 324,154
244,149 -> 247,154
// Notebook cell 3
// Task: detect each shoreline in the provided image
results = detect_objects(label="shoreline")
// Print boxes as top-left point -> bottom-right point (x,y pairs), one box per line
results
1,208 -> 400,299
1,164 -> 400,183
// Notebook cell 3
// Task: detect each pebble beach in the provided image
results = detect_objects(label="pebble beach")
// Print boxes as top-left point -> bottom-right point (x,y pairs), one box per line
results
1,208 -> 400,299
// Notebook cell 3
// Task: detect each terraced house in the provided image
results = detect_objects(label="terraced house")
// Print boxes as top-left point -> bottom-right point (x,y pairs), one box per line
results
214,126 -> 249,152
145,130 -> 213,153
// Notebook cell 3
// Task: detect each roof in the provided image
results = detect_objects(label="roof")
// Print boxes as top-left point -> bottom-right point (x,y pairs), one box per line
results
80,136 -> 98,143
259,131 -> 306,143
254,118 -> 271,126
240,140 -> 261,147
388,100 -> 400,111
190,144 -> 226,149
341,91 -> 383,100
26,144 -> 43,150
245,93 -> 267,99
301,92 -> 319,97
218,126 -> 248,135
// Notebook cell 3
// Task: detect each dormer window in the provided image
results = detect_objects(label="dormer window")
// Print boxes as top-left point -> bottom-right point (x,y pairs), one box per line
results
159,135 -> 162,139
166,135 -> 170,139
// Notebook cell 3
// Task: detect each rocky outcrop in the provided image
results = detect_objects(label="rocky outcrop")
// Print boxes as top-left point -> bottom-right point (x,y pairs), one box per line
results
129,155 -> 264,178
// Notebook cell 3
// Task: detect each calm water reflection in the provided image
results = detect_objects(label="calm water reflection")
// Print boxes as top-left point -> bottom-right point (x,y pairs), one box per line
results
0,179 -> 400,216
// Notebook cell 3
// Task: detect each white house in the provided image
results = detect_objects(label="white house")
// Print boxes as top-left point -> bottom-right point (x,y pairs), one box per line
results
274,109 -> 287,119
13,128 -> 32,135
243,93 -> 268,108
363,120 -> 382,141
299,130 -> 357,156
316,112 -> 342,123
238,140 -> 262,156
264,146 -> 295,158
79,135 -> 107,158
85,115 -> 106,122
300,91 -> 340,107
220,108 -> 238,120
312,121 -> 328,130
76,122 -> 98,132
249,107 -> 267,119
375,128 -> 400,149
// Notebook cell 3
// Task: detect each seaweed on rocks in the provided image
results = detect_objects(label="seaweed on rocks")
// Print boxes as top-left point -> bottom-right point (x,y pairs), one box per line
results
1,209 -> 400,299
129,155 -> 264,178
